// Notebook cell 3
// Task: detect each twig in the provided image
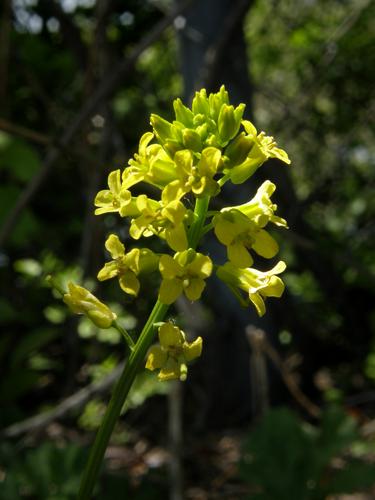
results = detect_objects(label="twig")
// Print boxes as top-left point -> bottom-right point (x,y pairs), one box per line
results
1,361 -> 125,439
246,325 -> 321,419
0,0 -> 195,250
246,326 -> 269,418
0,117 -> 51,145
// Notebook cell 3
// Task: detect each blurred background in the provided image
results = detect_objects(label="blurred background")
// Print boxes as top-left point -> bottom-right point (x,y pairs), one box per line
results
0,0 -> 374,498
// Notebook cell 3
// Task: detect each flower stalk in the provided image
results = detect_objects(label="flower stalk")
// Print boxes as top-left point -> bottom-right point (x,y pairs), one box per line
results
78,196 -> 210,499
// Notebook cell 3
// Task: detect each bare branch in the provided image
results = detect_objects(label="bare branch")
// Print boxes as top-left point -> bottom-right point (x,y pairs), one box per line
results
246,326 -> 321,419
1,361 -> 125,439
0,117 -> 51,145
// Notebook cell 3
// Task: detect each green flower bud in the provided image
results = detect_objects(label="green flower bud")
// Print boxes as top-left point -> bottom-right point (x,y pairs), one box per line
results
224,132 -> 254,167
150,114 -> 173,144
218,103 -> 245,145
193,113 -> 206,126
182,128 -> 202,152
192,89 -> 210,116
173,98 -> 194,127
164,140 -> 182,158
63,283 -> 117,329
208,85 -> 229,121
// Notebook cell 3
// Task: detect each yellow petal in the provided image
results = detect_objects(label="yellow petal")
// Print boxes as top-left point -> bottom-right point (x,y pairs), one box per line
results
214,216 -> 237,245
105,234 -> 125,259
158,279 -> 183,304
146,345 -> 167,371
162,180 -> 186,204
242,120 -> 258,138
174,149 -> 193,176
107,169 -> 121,194
252,230 -> 279,259
158,357 -> 181,381
262,275 -> 285,298
119,270 -> 140,296
124,248 -> 141,274
184,278 -> 205,301
228,242 -> 253,268
184,337 -> 203,362
94,190 -> 115,213
159,255 -> 181,279
162,200 -> 186,225
159,323 -> 183,348
139,131 -> 154,156
249,292 -> 266,317
165,224 -> 188,252
187,253 -> 213,278
97,261 -> 118,281
129,216 -> 148,240
122,169 -> 144,189
198,147 -> 221,176
269,260 -> 287,275
271,146 -> 291,165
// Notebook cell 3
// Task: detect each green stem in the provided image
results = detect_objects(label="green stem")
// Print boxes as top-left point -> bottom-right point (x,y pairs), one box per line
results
188,195 -> 210,248
217,173 -> 230,187
78,195 -> 211,499
201,221 -> 214,236
113,320 -> 135,351
78,300 -> 168,499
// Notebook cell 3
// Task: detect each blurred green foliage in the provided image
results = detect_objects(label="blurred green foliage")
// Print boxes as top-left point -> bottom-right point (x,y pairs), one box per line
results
240,407 -> 375,499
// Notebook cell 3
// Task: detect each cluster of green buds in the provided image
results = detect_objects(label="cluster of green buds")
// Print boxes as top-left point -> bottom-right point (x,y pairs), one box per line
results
61,86 -> 291,381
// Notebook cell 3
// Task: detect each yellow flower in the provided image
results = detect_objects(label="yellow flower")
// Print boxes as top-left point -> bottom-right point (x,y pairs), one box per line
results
125,132 -> 177,189
158,249 -> 213,304
94,170 -> 134,216
229,180 -> 288,228
145,322 -> 202,381
216,261 -> 286,316
129,195 -> 190,252
226,121 -> 291,184
213,180 -> 287,267
63,282 -> 116,328
162,147 -> 222,203
213,210 -> 279,268
97,234 -> 158,296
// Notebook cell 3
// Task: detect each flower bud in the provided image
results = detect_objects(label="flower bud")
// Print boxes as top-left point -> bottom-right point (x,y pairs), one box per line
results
218,103 -> 245,144
192,89 -> 210,116
224,132 -> 254,167
182,128 -> 202,152
173,98 -> 194,127
63,282 -> 116,329
208,85 -> 229,120
150,114 -> 173,144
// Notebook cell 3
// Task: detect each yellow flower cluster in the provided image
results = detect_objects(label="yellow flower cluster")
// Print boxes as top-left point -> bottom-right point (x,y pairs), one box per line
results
62,86 -> 291,379
146,322 -> 202,381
